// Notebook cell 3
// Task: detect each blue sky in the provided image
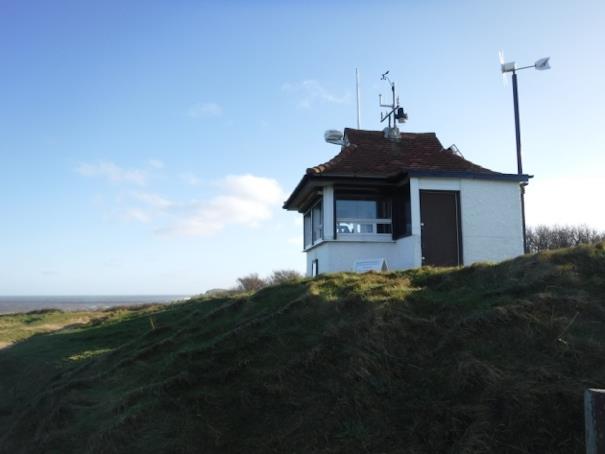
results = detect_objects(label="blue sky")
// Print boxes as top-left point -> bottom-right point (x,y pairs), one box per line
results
1,1 -> 603,295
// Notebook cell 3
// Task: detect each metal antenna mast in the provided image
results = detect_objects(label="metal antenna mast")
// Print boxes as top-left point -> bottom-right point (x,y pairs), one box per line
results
355,68 -> 361,129
379,71 -> 407,137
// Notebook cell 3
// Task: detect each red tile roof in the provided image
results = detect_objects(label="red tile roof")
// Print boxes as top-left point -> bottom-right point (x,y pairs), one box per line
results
284,128 -> 529,210
307,128 -> 499,177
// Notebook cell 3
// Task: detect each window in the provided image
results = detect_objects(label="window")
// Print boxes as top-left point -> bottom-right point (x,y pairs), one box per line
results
392,183 -> 412,239
335,197 -> 392,236
303,200 -> 323,248
303,212 -> 312,248
312,202 -> 322,243
311,259 -> 319,277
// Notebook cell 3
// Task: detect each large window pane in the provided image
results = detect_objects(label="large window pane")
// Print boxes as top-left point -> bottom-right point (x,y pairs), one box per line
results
304,200 -> 324,248
312,202 -> 322,243
304,212 -> 312,247
336,200 -> 376,219
335,197 -> 392,237
336,199 -> 392,219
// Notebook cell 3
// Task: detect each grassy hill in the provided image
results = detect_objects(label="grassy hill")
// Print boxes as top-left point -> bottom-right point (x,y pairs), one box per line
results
1,244 -> 605,453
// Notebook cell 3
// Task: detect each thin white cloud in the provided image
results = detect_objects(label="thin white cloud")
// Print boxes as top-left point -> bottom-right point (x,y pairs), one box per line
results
282,79 -> 351,109
218,174 -> 283,206
81,164 -> 283,235
124,208 -> 152,223
147,159 -> 164,169
180,172 -> 202,186
77,161 -> 147,185
122,191 -> 174,224
188,102 -> 223,118
159,174 -> 285,237
131,191 -> 174,210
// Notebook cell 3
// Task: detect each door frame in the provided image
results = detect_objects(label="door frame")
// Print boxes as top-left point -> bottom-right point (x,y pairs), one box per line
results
419,189 -> 463,267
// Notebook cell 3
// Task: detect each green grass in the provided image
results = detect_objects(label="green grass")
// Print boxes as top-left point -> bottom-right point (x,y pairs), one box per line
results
0,309 -> 105,347
1,244 -> 605,453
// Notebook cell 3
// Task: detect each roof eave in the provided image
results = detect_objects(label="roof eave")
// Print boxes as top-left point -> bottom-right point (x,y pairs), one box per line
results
283,174 -> 311,211
283,169 -> 532,211
283,173 -> 395,211
407,169 -> 532,182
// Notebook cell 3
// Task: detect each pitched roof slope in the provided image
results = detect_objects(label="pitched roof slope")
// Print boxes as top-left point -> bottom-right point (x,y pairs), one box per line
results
307,128 -> 499,178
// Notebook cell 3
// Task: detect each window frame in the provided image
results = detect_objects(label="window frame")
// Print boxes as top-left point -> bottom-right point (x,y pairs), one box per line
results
303,199 -> 323,249
303,211 -> 312,249
335,195 -> 393,240
311,201 -> 323,244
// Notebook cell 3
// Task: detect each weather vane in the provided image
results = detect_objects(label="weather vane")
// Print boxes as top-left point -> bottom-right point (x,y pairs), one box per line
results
379,70 -> 407,137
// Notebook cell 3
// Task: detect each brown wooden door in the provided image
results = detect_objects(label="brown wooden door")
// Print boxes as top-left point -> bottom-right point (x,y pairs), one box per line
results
420,190 -> 462,267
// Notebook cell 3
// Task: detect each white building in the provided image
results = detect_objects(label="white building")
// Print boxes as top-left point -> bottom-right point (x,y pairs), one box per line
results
283,128 -> 530,276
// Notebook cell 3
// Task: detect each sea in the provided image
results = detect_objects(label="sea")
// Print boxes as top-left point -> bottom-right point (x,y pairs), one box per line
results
0,295 -> 192,315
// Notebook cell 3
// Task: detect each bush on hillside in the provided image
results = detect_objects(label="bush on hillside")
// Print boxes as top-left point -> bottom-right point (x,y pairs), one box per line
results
204,288 -> 231,297
236,273 -> 266,292
268,269 -> 303,285
527,224 -> 605,253
234,270 -> 303,292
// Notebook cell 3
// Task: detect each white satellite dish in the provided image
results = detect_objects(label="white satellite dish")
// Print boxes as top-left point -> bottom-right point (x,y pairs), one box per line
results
324,130 -> 346,145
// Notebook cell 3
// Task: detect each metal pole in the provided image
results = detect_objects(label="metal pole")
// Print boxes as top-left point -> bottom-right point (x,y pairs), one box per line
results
512,71 -> 528,253
585,389 -> 605,454
512,71 -> 523,174
520,183 -> 528,253
355,68 -> 361,129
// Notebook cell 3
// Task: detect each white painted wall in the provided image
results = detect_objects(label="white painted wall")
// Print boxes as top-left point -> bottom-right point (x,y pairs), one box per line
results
461,179 -> 524,263
305,236 -> 419,275
415,177 -> 524,264
303,177 -> 524,275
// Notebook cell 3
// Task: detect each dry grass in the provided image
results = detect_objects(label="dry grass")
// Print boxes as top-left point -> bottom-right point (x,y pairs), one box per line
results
0,310 -> 102,345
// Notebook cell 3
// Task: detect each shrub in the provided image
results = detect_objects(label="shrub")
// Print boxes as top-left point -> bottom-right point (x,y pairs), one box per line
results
236,274 -> 267,292
268,269 -> 303,285
527,224 -> 605,253
204,288 -> 230,297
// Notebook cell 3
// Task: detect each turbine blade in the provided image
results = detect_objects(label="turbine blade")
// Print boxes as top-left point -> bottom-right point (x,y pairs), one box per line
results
498,50 -> 507,86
